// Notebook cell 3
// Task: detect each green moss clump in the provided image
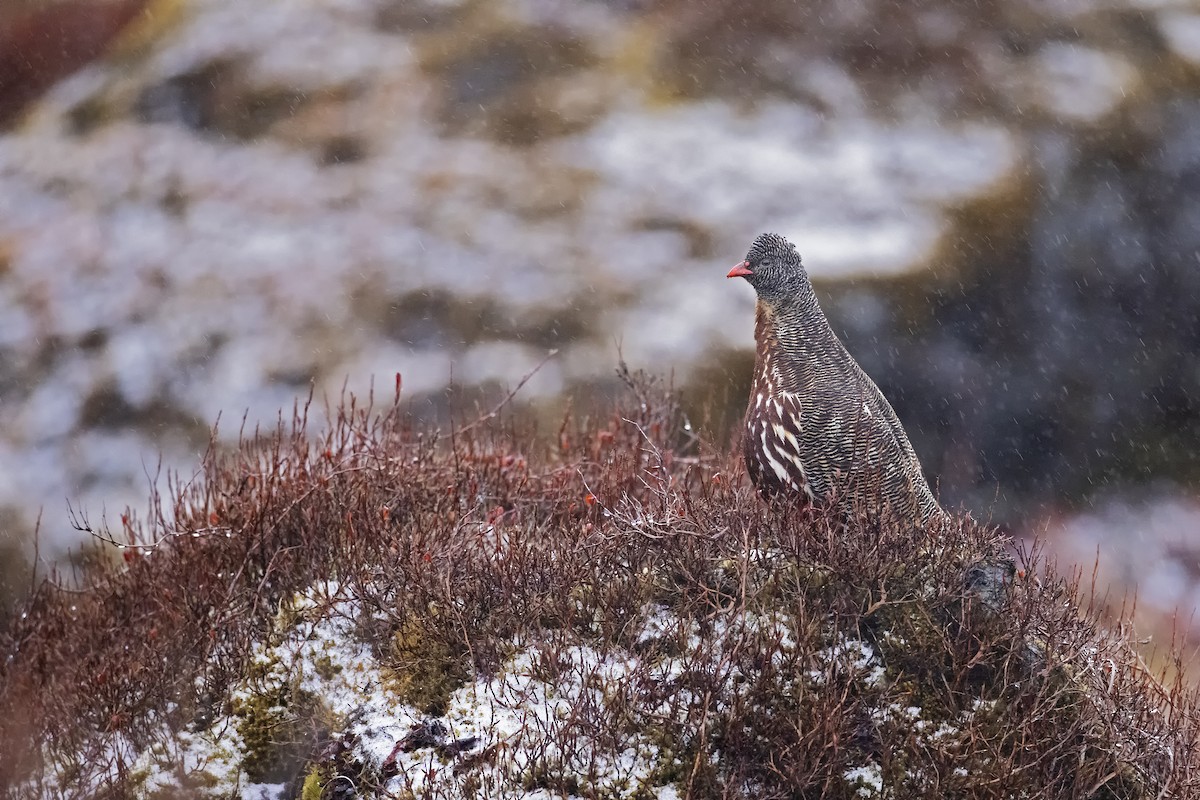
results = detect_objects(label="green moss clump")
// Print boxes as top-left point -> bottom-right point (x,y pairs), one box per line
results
232,678 -> 322,784
232,690 -> 283,782
300,765 -> 326,800
386,617 -> 467,715
313,652 -> 342,681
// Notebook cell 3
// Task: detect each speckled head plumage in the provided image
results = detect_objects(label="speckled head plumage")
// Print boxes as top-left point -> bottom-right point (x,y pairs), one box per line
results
727,232 -> 811,305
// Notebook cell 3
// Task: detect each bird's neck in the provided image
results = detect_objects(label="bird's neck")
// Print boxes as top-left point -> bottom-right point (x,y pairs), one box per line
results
754,294 -> 848,390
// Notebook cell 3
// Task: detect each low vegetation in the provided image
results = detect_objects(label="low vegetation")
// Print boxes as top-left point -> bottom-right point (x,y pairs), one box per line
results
1,370 -> 1197,798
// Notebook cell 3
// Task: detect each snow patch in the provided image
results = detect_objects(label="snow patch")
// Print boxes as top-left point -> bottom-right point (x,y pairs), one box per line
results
576,102 -> 1016,280
1159,11 -> 1200,66
808,635 -> 886,687
1021,44 -> 1139,123
844,762 -> 885,797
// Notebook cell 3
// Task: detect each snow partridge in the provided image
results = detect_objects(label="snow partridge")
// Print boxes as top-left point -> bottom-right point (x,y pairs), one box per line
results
728,233 -> 943,523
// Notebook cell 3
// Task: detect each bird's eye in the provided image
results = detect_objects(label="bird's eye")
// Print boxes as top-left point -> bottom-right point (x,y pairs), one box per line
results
759,258 -> 773,269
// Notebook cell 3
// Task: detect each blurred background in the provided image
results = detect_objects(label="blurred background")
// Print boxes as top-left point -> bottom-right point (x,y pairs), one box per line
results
1,0 -> 1199,655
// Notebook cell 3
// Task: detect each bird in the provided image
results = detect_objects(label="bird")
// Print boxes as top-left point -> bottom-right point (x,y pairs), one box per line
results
727,232 -> 944,524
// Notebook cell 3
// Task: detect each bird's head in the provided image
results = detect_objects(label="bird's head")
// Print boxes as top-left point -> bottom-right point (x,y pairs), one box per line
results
726,233 -> 810,305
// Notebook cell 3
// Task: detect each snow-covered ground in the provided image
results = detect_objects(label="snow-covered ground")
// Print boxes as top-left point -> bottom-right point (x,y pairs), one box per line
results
34,577 -> 995,799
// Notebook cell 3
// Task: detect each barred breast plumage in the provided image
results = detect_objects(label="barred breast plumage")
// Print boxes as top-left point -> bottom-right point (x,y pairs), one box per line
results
728,233 -> 944,525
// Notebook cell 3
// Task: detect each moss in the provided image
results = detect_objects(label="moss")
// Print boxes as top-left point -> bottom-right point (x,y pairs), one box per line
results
232,689 -> 282,782
232,677 -> 322,784
300,765 -> 325,800
385,617 -> 467,715
313,652 -> 341,681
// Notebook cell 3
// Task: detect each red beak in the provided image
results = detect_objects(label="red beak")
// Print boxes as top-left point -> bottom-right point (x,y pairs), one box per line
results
727,261 -> 753,279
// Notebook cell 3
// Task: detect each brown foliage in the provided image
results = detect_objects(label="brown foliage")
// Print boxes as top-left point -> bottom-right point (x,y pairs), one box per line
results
1,370 -> 1198,797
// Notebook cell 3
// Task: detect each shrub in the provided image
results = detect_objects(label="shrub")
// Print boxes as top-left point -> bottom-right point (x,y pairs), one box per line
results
1,371 -> 1197,798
